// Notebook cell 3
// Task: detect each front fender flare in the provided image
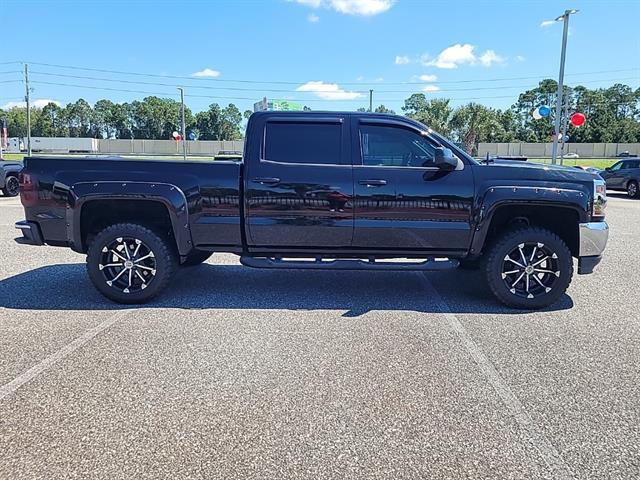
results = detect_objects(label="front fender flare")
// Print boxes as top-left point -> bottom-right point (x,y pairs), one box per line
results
67,181 -> 193,255
469,185 -> 590,255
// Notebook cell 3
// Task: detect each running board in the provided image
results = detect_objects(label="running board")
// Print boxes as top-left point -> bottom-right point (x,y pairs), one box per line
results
239,256 -> 459,271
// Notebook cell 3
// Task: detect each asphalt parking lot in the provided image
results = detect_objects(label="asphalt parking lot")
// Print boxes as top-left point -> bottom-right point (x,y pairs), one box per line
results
0,193 -> 638,480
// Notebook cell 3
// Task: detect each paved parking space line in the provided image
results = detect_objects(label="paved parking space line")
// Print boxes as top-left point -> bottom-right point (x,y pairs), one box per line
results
0,309 -> 128,401
421,274 -> 574,480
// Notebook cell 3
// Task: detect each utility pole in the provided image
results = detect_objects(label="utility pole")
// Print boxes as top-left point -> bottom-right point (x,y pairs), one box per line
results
560,90 -> 570,165
24,64 -> 32,156
369,89 -> 373,112
178,87 -> 186,161
551,9 -> 578,165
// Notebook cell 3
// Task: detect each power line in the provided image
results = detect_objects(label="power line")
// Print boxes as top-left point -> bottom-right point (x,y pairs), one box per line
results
28,80 -> 640,105
29,71 -> 366,94
28,70 -> 640,94
22,60 -> 640,86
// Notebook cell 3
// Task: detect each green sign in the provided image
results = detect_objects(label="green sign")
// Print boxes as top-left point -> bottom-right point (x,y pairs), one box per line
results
271,100 -> 302,111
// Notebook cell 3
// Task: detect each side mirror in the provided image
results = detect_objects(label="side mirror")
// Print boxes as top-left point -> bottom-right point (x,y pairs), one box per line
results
434,147 -> 457,170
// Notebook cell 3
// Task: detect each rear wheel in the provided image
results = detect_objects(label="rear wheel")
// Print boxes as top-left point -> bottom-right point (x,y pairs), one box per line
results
181,250 -> 213,266
627,180 -> 639,199
86,223 -> 177,304
2,175 -> 20,197
485,227 -> 573,309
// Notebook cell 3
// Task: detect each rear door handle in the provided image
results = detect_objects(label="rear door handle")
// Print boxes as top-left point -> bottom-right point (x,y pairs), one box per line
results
252,177 -> 281,185
358,179 -> 387,187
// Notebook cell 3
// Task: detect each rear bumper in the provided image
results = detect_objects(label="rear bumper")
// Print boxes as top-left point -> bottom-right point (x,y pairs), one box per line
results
577,221 -> 608,275
15,220 -> 44,246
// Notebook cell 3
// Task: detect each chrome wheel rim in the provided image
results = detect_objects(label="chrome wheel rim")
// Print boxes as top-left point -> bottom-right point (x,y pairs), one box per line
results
501,242 -> 560,299
6,176 -> 19,196
628,183 -> 637,197
99,237 -> 156,294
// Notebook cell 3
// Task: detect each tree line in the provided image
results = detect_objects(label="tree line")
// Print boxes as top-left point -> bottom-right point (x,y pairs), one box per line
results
401,80 -> 640,154
1,97 -> 251,141
1,80 -> 638,154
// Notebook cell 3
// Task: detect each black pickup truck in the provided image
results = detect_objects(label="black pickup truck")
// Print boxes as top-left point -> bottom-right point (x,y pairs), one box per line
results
15,112 -> 609,308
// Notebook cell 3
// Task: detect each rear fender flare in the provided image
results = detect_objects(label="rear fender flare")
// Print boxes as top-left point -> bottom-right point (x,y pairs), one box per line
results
469,185 -> 590,255
68,181 -> 193,255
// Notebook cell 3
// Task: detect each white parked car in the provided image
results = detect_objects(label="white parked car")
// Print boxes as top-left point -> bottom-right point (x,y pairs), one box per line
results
564,152 -> 580,159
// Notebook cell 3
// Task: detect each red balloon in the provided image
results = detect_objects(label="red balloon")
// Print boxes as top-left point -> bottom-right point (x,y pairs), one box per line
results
570,112 -> 586,127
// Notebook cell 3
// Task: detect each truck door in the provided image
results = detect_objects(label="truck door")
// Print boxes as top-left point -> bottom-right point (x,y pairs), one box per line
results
245,115 -> 353,247
352,118 -> 474,252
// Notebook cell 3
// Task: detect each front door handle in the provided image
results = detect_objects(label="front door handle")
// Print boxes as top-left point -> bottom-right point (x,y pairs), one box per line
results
358,179 -> 387,187
252,177 -> 281,185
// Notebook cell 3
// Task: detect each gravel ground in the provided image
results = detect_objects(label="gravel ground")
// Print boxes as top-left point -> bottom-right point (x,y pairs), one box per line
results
0,193 -> 638,479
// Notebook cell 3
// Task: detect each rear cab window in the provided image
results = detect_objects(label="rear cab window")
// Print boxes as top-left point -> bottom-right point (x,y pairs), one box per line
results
263,121 -> 343,165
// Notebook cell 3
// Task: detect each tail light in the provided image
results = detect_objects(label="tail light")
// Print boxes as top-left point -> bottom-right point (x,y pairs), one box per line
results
19,172 -> 36,206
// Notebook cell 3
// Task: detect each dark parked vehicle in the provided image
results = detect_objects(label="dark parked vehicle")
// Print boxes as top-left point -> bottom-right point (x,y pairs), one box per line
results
15,112 -> 609,309
616,151 -> 633,158
1,159 -> 22,197
213,150 -> 243,162
599,158 -> 640,198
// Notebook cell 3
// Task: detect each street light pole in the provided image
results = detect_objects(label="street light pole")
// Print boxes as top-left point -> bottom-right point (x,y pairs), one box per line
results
551,9 -> 578,165
24,64 -> 32,156
177,87 -> 187,161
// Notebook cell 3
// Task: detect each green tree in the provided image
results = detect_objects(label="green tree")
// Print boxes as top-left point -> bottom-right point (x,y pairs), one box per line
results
402,95 -> 453,136
374,105 -> 395,114
450,103 -> 502,155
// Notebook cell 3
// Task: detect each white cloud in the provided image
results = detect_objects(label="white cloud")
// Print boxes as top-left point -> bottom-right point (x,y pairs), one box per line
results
374,77 -> 384,82
296,81 -> 362,100
423,43 -> 504,69
395,55 -> 410,65
290,0 -> 394,16
423,43 -> 476,69
478,49 -> 504,67
356,75 -> 365,81
540,20 -> 556,27
422,85 -> 440,93
308,13 -> 320,22
516,55 -> 526,62
418,74 -> 437,82
2,99 -> 61,110
190,68 -> 221,78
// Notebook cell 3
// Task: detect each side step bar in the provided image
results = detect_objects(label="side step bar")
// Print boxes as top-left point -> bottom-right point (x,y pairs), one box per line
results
239,256 -> 459,271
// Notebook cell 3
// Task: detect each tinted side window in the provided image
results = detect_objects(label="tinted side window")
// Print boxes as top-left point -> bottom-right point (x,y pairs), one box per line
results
359,125 -> 436,167
628,160 -> 640,169
610,162 -> 623,171
264,121 -> 342,165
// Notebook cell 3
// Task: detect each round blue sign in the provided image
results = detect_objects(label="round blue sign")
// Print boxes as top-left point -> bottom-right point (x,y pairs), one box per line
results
538,105 -> 551,117
188,131 -> 197,141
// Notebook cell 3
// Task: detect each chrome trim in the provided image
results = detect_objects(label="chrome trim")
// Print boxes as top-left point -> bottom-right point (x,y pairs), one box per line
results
15,223 -> 31,230
579,222 -> 609,257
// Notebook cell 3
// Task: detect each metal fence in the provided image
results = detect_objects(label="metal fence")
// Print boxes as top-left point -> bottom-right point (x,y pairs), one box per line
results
478,143 -> 640,158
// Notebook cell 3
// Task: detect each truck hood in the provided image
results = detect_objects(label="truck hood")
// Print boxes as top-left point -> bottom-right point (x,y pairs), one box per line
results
474,159 -> 597,184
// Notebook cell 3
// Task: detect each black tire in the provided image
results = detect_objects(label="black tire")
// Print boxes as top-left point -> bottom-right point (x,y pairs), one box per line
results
181,250 -> 213,266
86,223 -> 177,304
2,175 -> 20,197
626,180 -> 639,199
485,227 -> 573,309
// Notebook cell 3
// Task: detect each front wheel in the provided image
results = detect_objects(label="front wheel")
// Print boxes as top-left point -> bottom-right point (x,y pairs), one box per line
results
2,175 -> 20,197
485,227 -> 573,309
86,223 -> 177,304
627,181 -> 639,199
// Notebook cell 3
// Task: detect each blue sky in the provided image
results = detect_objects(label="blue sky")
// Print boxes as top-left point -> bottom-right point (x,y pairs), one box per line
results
1,0 -> 639,114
